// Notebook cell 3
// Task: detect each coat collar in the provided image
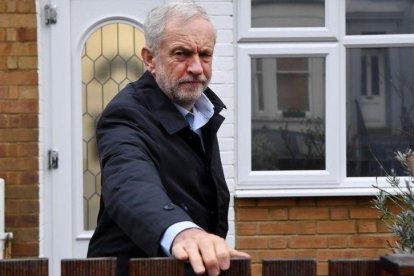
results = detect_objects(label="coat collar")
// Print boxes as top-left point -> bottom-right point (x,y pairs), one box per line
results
133,71 -> 226,135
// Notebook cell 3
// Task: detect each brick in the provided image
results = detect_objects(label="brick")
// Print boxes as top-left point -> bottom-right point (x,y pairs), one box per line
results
317,197 -> 356,206
0,2 -> 6,12
237,237 -> 268,249
317,249 -> 359,261
17,1 -> 36,13
236,223 -> 257,235
11,41 -> 37,55
236,208 -> 268,221
251,264 -> 261,276
330,207 -> 349,220
0,143 -> 38,157
0,70 -> 37,85
0,14 -> 36,28
357,220 -> 378,233
295,249 -> 317,258
269,208 -> 288,220
0,157 -> 38,170
6,199 -> 38,214
318,262 -> 328,276
18,56 -> 37,68
18,171 -> 38,185
11,243 -> 38,257
359,249 -> 384,258
7,55 -> 18,68
18,86 -> 38,99
350,207 -> 381,219
0,128 -> 38,142
350,235 -> 396,248
0,114 -> 38,127
259,222 -> 297,235
6,27 -> 17,41
297,197 -> 316,206
257,250 -> 296,260
5,213 -> 38,227
0,100 -> 38,113
235,198 -> 257,207
289,236 -> 327,249
377,220 -> 391,233
0,42 -> 12,54
7,227 -> 38,242
15,28 -> 37,42
268,237 -> 288,249
290,207 -> 329,220
257,197 -> 296,206
6,185 -> 38,199
6,1 -> 17,12
318,221 -> 356,234
356,197 -> 375,206
297,221 -> 317,234
0,28 -> 5,41
328,236 -> 349,248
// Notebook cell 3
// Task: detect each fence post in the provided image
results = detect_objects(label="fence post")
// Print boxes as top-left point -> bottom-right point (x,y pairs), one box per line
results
0,258 -> 48,276
262,258 -> 316,276
328,259 -> 380,276
61,257 -> 117,276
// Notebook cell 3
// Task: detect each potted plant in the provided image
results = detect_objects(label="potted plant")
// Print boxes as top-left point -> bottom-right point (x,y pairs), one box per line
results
372,148 -> 414,274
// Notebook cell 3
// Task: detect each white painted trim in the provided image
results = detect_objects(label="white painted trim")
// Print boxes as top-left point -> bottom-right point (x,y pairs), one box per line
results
237,0 -> 340,42
237,43 -> 341,188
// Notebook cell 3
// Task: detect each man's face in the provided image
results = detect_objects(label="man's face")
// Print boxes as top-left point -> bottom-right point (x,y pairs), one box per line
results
151,17 -> 215,109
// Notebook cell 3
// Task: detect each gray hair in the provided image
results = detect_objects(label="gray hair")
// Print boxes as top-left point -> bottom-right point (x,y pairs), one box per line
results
144,2 -> 216,55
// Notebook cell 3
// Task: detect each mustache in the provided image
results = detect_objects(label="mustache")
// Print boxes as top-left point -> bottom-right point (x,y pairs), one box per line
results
178,75 -> 208,84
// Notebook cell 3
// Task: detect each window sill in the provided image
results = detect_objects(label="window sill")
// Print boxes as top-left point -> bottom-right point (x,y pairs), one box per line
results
235,187 -> 380,198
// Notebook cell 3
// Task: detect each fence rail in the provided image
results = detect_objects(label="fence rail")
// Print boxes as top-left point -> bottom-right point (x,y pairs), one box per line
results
0,256 -> 413,275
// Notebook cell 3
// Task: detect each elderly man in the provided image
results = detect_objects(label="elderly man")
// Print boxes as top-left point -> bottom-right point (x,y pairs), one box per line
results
87,2 -> 248,276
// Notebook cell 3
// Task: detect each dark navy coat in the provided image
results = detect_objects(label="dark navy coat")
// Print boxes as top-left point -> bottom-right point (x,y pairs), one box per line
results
87,71 -> 230,275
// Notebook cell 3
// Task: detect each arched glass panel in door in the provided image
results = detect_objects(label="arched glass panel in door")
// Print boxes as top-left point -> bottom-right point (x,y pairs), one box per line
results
82,23 -> 145,230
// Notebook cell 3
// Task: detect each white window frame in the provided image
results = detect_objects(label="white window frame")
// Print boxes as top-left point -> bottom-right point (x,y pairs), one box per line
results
235,0 -> 414,197
237,0 -> 340,42
237,43 -> 342,195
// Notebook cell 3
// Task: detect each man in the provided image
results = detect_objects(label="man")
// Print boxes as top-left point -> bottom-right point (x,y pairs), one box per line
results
87,2 -> 249,276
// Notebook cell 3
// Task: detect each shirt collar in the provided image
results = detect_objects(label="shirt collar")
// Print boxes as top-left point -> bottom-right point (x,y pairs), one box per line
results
174,93 -> 215,131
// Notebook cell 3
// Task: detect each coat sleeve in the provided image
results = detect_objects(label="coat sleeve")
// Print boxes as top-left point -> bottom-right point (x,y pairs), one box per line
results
96,102 -> 193,256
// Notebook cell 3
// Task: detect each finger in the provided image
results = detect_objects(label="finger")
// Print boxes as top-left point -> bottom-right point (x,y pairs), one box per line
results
199,237 -> 220,276
185,242 -> 206,275
171,244 -> 188,260
229,248 -> 251,258
214,240 -> 230,271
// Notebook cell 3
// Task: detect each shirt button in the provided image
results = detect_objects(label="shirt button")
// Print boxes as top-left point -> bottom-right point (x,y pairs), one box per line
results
163,203 -> 175,211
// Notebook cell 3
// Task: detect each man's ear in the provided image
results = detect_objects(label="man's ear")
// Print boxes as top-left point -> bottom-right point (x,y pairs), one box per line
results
141,47 -> 156,74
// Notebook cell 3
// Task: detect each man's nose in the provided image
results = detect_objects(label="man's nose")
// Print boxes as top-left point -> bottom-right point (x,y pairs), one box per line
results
187,55 -> 203,75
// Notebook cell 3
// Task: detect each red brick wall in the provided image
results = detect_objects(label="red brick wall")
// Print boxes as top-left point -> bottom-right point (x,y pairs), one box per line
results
235,197 -> 396,276
0,0 -> 39,257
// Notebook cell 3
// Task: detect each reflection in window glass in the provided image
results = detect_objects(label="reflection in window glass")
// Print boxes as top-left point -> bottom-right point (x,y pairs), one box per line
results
251,57 -> 325,171
81,23 -> 145,230
251,0 -> 325,28
346,0 -> 414,35
346,47 -> 414,177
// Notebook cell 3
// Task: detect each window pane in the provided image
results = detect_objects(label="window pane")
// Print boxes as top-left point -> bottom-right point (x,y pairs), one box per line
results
252,57 -> 326,171
81,23 -> 145,230
346,0 -> 414,35
346,47 -> 414,177
251,0 -> 325,28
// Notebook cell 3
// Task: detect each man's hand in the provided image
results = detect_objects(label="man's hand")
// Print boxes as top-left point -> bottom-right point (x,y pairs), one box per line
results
171,228 -> 250,275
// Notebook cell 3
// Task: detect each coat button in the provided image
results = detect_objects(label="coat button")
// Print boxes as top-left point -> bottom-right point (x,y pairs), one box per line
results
163,203 -> 175,211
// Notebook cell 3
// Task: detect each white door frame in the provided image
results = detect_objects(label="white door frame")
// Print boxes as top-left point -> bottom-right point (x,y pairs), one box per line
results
38,1 -> 163,275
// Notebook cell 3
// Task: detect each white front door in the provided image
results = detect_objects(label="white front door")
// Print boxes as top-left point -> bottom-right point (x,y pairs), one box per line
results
43,1 -> 163,275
